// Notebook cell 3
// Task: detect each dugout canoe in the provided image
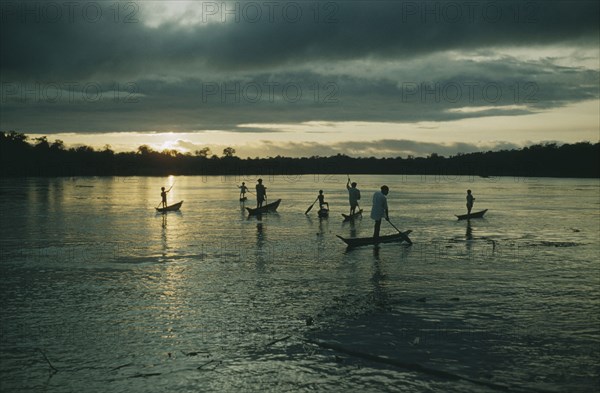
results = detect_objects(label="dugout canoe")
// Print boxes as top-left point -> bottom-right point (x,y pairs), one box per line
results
318,205 -> 329,218
337,230 -> 412,248
341,209 -> 363,221
455,209 -> 488,220
156,200 -> 183,213
246,199 -> 281,215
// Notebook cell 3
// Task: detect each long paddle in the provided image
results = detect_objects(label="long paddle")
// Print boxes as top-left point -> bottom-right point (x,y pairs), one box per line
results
385,218 -> 413,245
305,197 -> 319,215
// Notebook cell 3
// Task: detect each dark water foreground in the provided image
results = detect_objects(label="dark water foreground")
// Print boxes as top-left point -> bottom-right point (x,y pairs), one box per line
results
0,175 -> 598,392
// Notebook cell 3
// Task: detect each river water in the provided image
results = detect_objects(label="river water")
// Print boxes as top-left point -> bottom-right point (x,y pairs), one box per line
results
0,175 -> 598,392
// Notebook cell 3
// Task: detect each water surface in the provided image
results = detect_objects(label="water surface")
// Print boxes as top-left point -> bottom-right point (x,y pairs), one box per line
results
1,175 -> 598,392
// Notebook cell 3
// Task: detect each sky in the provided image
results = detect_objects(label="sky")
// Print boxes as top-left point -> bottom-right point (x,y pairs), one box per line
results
1,0 -> 599,158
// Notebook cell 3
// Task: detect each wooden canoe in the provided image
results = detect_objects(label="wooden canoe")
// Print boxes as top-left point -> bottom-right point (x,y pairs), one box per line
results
456,209 -> 488,220
341,209 -> 363,221
337,230 -> 412,248
246,199 -> 281,215
156,200 -> 183,213
318,205 -> 329,218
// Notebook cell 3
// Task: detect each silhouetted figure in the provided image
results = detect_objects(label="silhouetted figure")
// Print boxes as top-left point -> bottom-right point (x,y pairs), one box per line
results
160,186 -> 170,208
466,189 -> 475,215
256,179 -> 267,208
239,182 -> 248,199
317,189 -> 329,218
371,185 -> 389,238
317,189 -> 329,210
346,179 -> 361,215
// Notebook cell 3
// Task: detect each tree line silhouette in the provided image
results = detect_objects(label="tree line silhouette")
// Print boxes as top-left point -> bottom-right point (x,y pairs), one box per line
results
1,131 -> 598,178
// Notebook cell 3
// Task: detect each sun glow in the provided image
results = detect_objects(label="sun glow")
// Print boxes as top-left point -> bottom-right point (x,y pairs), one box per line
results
22,99 -> 599,158
142,1 -> 227,28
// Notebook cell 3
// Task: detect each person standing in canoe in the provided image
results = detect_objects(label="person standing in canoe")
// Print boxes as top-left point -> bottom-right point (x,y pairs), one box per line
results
371,185 -> 389,238
160,186 -> 170,208
346,178 -> 361,215
466,189 -> 475,215
317,190 -> 329,209
256,179 -> 267,208
239,182 -> 248,199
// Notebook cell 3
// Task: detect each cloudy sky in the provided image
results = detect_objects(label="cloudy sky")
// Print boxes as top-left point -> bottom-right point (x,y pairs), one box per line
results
1,0 -> 598,157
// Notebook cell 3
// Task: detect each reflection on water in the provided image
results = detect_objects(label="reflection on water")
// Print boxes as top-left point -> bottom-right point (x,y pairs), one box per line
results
0,175 -> 598,392
466,220 -> 473,240
370,248 -> 388,311
255,215 -> 264,241
344,218 -> 360,238
253,214 -> 268,273
465,220 -> 473,252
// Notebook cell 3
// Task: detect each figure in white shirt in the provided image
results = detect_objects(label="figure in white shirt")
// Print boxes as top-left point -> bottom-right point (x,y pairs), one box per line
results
371,185 -> 389,238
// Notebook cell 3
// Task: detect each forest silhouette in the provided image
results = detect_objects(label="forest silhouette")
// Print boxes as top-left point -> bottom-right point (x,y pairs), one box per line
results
1,131 -> 598,178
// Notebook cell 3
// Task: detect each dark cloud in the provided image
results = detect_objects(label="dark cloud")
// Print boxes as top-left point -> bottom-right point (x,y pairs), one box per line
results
1,1 -> 598,80
335,139 -> 522,157
0,1 -> 598,136
1,60 -> 597,133
245,139 -> 524,158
